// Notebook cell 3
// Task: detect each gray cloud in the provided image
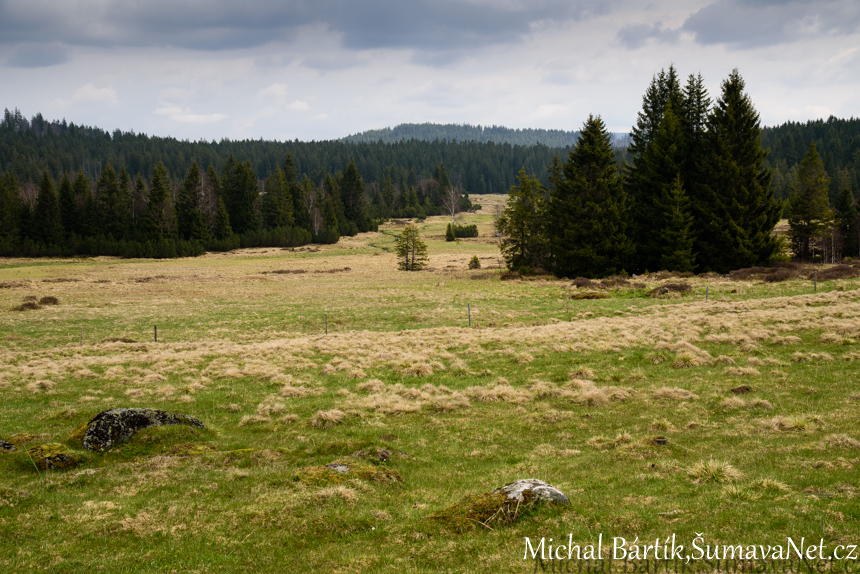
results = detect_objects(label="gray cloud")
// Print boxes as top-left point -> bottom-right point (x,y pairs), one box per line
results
0,0 -> 615,56
617,22 -> 680,49
683,0 -> 860,48
5,43 -> 70,67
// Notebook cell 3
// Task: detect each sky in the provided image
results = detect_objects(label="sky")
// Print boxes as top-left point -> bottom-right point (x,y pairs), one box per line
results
1,0 -> 858,142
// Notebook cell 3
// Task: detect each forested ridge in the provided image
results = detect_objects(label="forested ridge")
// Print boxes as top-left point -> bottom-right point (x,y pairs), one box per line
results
341,122 -> 585,147
0,111 -> 571,195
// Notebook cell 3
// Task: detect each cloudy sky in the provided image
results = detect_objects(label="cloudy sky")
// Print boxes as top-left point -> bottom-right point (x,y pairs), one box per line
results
1,0 -> 858,141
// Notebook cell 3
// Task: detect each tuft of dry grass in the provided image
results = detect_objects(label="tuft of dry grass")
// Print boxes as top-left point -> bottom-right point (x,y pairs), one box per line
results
672,352 -> 703,369
824,434 -> 860,449
721,397 -> 773,410
762,415 -> 812,432
310,409 -> 346,429
687,459 -> 743,483
653,387 -> 698,401
569,367 -> 595,380
725,367 -> 761,377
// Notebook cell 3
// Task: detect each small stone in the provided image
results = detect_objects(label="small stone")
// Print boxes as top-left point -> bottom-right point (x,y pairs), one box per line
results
0,440 -> 17,452
492,479 -> 570,505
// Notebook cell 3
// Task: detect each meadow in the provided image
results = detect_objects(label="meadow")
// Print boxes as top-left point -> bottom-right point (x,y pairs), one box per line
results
1,196 -> 859,573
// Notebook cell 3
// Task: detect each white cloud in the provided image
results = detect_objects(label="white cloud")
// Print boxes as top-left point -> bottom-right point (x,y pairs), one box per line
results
154,104 -> 226,123
288,100 -> 309,111
56,83 -> 118,106
258,83 -> 290,100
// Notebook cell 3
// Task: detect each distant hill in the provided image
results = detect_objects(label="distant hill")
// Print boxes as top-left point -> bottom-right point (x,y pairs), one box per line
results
343,122 -> 627,148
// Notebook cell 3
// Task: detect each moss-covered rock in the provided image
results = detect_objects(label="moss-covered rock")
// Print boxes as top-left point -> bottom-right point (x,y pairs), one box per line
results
427,479 -> 569,533
6,433 -> 36,446
292,460 -> 402,486
26,443 -> 82,471
78,408 -> 205,452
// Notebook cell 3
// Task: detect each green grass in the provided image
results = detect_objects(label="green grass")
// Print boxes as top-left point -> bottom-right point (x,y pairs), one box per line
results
1,205 -> 859,572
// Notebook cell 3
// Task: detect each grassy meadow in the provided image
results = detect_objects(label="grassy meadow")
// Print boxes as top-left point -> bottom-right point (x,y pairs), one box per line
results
1,195 -> 859,573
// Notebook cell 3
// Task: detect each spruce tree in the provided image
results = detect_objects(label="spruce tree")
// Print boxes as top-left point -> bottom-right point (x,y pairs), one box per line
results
547,115 -> 632,278
496,168 -> 546,271
445,223 -> 455,242
58,172 -> 76,238
833,169 -> 858,257
143,162 -> 174,242
131,175 -> 147,233
0,172 -> 21,244
659,174 -> 696,272
97,163 -> 126,239
33,170 -> 64,246
692,69 -> 781,272
177,161 -> 209,241
221,157 -> 259,235
213,197 -> 232,240
396,225 -> 428,271
787,142 -> 832,260
286,154 -> 311,232
261,167 -> 294,229
338,160 -> 369,232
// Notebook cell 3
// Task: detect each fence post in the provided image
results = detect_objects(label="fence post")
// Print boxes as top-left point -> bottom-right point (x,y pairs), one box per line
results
325,314 -> 328,334
468,303 -> 471,327
80,327 -> 83,345
814,270 -> 817,293
706,285 -> 709,301
154,325 -> 157,343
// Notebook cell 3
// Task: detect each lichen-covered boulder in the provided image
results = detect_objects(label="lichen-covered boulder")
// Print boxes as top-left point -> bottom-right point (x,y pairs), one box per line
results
6,433 -> 35,446
27,444 -> 81,470
80,408 -> 205,452
492,479 -> 570,505
0,440 -> 17,452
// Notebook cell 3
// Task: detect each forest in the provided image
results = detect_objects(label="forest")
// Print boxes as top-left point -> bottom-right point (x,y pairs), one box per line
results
340,122 -> 585,147
496,67 -> 860,276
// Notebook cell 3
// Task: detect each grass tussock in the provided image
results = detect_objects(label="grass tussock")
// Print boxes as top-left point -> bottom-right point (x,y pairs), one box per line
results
653,387 -> 698,401
824,434 -> 860,449
721,397 -> 773,410
310,409 -> 346,429
687,459 -> 743,483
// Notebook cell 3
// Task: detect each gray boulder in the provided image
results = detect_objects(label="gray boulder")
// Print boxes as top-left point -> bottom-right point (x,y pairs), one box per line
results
492,478 -> 570,505
81,408 -> 205,452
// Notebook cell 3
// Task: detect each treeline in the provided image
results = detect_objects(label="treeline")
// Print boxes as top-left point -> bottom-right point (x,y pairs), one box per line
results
341,123 -> 583,147
0,145 -> 481,257
498,68 -> 788,277
763,117 -> 860,203
0,109 -> 571,195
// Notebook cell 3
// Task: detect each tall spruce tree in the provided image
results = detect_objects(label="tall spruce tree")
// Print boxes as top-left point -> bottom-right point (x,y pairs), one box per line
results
213,197 -> 232,240
33,170 -> 64,246
58,172 -> 76,238
833,169 -> 858,257
692,69 -> 781,272
0,172 -> 21,244
547,115 -> 632,278
97,163 -> 127,239
176,161 -> 209,241
261,167 -> 294,229
221,157 -> 259,235
787,142 -> 832,260
143,162 -> 174,242
338,160 -> 369,232
659,174 -> 696,272
284,152 -> 311,232
496,168 -> 546,271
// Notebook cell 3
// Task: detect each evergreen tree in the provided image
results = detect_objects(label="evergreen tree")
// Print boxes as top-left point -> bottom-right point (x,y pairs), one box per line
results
630,102 -> 687,272
0,172 -> 21,244
261,167 -> 294,229
787,142 -> 832,260
692,69 -> 781,272
206,165 -> 221,198
213,197 -> 232,240
496,168 -> 546,271
284,153 -> 311,232
659,174 -> 696,272
396,224 -> 428,271
833,169 -> 858,257
33,170 -> 64,246
338,160 -> 369,232
80,186 -> 99,238
58,172 -> 76,238
96,163 -> 131,239
547,115 -> 632,278
176,161 -> 209,240
143,162 -> 174,241
445,223 -> 455,242
131,175 -> 147,232
221,157 -> 259,235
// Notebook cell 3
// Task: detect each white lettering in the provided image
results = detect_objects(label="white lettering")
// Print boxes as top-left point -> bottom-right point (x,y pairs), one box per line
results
524,537 -> 546,560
